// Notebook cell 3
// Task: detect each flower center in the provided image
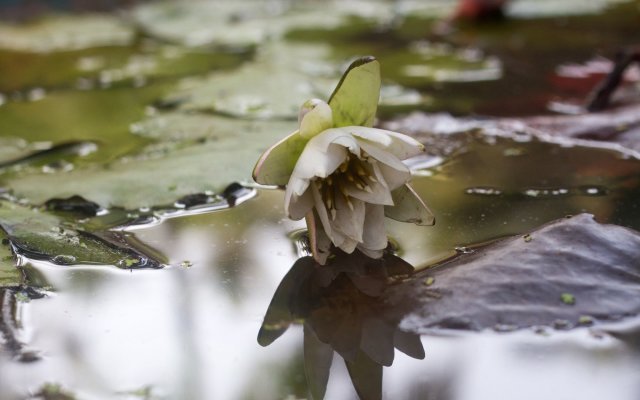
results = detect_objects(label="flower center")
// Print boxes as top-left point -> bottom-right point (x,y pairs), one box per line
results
315,153 -> 378,220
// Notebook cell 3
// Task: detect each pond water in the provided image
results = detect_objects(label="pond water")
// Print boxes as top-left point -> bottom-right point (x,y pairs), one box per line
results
1,1 -> 640,399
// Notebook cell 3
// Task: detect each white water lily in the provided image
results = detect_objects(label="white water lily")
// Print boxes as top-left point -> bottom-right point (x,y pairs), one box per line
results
253,57 -> 434,264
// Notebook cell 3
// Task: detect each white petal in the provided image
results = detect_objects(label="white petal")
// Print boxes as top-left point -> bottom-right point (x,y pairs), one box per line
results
309,181 -> 349,250
306,211 -> 332,265
307,128 -> 360,154
343,161 -> 394,205
357,140 -> 410,173
384,184 -> 435,226
377,162 -> 411,191
331,195 -> 365,243
358,246 -> 383,259
360,204 -> 388,251
348,126 -> 424,160
338,237 -> 359,253
287,142 -> 347,198
309,181 -> 333,237
287,188 -> 314,220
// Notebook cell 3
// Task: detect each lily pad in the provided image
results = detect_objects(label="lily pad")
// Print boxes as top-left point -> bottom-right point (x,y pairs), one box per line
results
0,200 -> 162,268
130,1 -> 407,49
163,42 -> 337,119
0,230 -> 19,287
8,113 -> 296,208
396,214 -> 640,332
0,15 -> 134,53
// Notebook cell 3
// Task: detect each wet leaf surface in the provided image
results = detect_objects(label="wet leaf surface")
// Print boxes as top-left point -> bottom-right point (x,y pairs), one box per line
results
0,200 -> 163,268
8,114 -> 295,208
396,214 -> 640,332
1,1 -> 640,399
0,231 -> 19,287
0,15 -> 133,53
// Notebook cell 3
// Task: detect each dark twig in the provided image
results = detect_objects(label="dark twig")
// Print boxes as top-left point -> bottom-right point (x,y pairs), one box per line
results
586,47 -> 640,112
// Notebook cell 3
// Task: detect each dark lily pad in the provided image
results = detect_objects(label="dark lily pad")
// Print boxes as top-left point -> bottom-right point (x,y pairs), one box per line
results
396,214 -> 640,333
0,200 -> 163,268
0,230 -> 19,287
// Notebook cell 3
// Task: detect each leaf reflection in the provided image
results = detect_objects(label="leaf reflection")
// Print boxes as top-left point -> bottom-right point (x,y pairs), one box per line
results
258,250 -> 425,400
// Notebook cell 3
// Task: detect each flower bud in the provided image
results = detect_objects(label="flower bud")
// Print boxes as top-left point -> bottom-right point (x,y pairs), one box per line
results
298,99 -> 333,139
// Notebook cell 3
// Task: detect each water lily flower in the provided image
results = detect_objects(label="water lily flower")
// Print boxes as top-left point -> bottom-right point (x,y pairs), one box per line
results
253,57 -> 434,264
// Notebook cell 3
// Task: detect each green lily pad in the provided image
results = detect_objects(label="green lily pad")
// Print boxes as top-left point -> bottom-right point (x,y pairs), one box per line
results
8,113 -> 296,208
0,230 -> 19,287
0,200 -> 162,268
0,15 -> 134,53
131,1 -> 403,49
384,41 -> 502,86
163,42 -> 337,119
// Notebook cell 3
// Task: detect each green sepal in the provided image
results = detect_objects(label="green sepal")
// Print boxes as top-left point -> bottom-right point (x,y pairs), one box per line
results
328,56 -> 381,128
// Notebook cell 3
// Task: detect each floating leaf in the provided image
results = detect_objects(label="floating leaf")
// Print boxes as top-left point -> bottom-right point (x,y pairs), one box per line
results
0,230 -> 19,287
6,113 -> 296,209
397,214 -> 640,332
0,15 -> 134,53
0,200 -> 163,268
163,42 -> 336,119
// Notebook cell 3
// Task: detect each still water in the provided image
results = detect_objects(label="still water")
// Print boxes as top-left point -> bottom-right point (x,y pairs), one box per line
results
1,0 -> 640,399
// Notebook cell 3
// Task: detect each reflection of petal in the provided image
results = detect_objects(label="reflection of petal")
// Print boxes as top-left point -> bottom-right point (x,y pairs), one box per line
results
345,350 -> 383,400
393,330 -> 425,360
253,130 -> 307,186
258,257 -> 316,347
385,184 -> 435,226
304,324 -> 333,400
361,318 -> 396,367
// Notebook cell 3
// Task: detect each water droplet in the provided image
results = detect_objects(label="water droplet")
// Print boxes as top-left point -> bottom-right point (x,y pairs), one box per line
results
578,315 -> 594,326
118,257 -> 141,268
494,324 -> 517,333
27,88 -> 46,102
523,187 -> 570,197
503,148 -> 525,156
52,255 -> 77,265
580,186 -> 607,196
455,246 -> 474,254
553,319 -> 573,330
465,187 -> 502,196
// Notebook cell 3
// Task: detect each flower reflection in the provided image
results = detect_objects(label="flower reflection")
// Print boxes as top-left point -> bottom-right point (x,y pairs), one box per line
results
258,250 -> 425,400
